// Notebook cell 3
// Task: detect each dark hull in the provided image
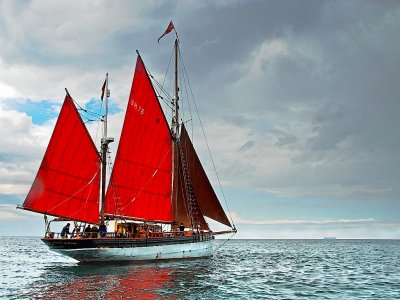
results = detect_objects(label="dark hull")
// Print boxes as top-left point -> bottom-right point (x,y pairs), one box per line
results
42,235 -> 214,262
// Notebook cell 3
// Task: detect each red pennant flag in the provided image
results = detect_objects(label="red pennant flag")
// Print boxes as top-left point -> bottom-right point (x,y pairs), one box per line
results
101,79 -> 106,101
158,21 -> 175,43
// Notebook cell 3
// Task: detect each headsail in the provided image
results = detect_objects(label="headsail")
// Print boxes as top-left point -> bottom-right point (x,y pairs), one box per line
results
22,94 -> 101,224
105,55 -> 173,222
179,124 -> 232,227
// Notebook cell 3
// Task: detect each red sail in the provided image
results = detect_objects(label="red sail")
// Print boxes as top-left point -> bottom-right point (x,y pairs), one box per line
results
179,124 -> 232,227
105,55 -> 173,222
23,94 -> 100,224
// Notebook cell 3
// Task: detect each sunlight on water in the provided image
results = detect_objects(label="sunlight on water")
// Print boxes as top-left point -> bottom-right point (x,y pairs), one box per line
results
1,237 -> 399,299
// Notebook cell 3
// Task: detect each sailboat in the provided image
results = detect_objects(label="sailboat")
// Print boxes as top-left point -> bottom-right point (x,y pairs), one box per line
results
18,23 -> 236,262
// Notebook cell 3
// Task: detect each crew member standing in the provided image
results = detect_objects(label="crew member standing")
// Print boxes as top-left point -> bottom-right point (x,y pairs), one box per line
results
60,223 -> 71,238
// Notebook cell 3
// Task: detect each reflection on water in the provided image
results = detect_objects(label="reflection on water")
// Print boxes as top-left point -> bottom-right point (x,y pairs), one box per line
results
27,264 -> 178,299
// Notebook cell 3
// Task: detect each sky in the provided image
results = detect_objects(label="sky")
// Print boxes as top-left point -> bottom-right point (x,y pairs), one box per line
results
0,0 -> 400,239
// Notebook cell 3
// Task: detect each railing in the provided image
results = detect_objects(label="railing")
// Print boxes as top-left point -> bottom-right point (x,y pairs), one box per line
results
45,230 -> 214,240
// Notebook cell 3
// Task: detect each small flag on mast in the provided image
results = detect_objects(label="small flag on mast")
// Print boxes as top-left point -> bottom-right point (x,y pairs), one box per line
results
158,21 -> 175,43
101,79 -> 106,101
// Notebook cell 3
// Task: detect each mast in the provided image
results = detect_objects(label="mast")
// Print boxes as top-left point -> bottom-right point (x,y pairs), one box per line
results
172,38 -> 179,138
171,38 -> 180,229
100,73 -> 113,225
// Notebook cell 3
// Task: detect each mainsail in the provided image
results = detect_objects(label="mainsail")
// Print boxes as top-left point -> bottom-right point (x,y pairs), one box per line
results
105,55 -> 173,222
22,94 -> 101,224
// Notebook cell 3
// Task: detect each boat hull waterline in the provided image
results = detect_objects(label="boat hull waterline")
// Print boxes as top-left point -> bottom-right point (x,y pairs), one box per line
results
42,236 -> 213,262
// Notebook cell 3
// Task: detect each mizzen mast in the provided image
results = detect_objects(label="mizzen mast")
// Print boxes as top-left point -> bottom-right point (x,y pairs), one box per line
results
100,73 -> 114,225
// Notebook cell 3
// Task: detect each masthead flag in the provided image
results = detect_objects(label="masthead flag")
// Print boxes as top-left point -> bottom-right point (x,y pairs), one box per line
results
101,79 -> 106,101
158,21 -> 175,43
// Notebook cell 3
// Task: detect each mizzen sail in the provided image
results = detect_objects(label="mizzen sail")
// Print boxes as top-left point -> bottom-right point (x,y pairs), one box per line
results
22,94 -> 101,224
179,124 -> 232,227
105,55 -> 173,222
175,152 -> 210,230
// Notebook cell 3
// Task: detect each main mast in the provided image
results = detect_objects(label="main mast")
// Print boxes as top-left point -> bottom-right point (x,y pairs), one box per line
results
100,73 -> 113,225
171,38 -> 180,229
172,39 -> 180,138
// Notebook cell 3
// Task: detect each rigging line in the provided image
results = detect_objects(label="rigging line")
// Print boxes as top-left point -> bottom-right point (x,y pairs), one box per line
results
78,108 -> 103,119
151,77 -> 174,104
69,171 -> 96,220
178,141 -> 210,230
72,98 -> 102,120
179,53 -> 194,140
179,49 -> 236,229
149,76 -> 175,112
68,87 -> 105,119
94,98 -> 104,148
46,169 -> 100,214
107,153 -> 122,216
80,115 -> 96,124
152,83 -> 174,110
118,145 -> 173,213
178,55 -> 186,124
71,97 -> 84,110
212,231 -> 236,254
161,44 -> 175,91
143,64 -> 174,103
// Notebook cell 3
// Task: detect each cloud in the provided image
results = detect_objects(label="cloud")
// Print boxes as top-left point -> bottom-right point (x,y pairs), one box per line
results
0,104 -> 55,196
249,39 -> 289,77
192,2 -> 400,204
1,1 -> 400,238
238,140 -> 254,152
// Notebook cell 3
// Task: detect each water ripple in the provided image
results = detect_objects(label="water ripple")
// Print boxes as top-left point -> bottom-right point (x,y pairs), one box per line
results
0,238 -> 399,299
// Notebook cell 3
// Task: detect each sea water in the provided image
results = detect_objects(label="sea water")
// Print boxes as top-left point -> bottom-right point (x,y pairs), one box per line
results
0,237 -> 399,299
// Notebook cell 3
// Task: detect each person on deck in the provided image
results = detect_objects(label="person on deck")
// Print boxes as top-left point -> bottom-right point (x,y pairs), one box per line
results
99,223 -> 107,238
91,225 -> 99,238
71,227 -> 80,238
179,223 -> 184,236
60,223 -> 71,238
84,224 -> 91,237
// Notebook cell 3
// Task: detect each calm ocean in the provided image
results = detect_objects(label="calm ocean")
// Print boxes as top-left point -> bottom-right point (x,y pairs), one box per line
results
0,237 -> 399,299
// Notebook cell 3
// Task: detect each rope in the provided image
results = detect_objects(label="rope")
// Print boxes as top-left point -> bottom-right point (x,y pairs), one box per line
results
69,170 -> 96,220
179,48 -> 236,230
46,169 -> 100,213
94,92 -> 104,146
179,54 -> 194,140
78,108 -> 103,119
161,45 -> 174,92
151,78 -> 174,109
144,64 -> 174,106
71,98 -> 102,120
70,94 -> 104,146
212,231 -> 236,254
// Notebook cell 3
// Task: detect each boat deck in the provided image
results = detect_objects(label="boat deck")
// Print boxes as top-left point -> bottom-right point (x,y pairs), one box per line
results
42,234 -> 214,250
